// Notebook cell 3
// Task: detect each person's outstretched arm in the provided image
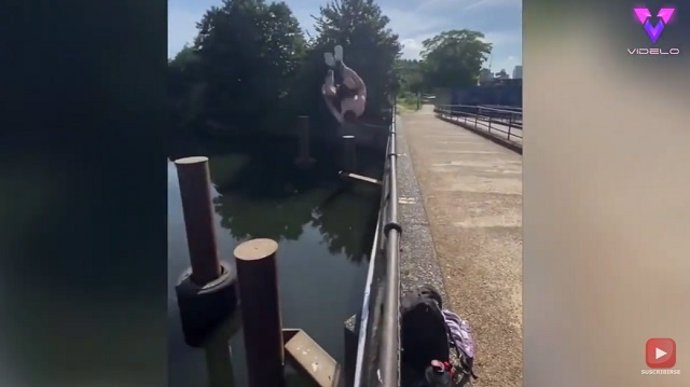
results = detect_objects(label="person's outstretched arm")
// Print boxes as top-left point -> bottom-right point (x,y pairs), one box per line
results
323,95 -> 343,124
321,69 -> 337,97
322,70 -> 343,123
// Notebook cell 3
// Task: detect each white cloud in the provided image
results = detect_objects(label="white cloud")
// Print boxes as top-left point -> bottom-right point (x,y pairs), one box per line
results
382,7 -> 446,38
417,0 -> 472,12
464,0 -> 521,11
482,31 -> 522,46
384,2 -> 521,61
400,38 -> 428,59
417,0 -> 520,13
491,55 -> 521,73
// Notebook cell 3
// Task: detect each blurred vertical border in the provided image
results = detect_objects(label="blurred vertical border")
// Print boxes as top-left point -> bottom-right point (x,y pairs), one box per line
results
0,1 -> 168,386
524,1 -> 690,387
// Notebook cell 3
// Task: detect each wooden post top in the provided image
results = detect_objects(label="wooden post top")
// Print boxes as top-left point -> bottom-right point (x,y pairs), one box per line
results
234,239 -> 279,261
174,156 -> 209,165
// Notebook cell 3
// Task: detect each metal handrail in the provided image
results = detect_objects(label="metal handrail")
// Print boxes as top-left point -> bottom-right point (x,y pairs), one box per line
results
434,104 -> 523,143
379,107 -> 400,386
436,103 -> 521,115
353,103 -> 401,387
479,104 -> 522,113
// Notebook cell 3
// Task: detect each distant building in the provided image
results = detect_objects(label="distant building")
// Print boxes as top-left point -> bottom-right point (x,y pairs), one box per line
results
479,68 -> 493,85
450,78 -> 522,108
512,65 -> 523,79
494,69 -> 509,79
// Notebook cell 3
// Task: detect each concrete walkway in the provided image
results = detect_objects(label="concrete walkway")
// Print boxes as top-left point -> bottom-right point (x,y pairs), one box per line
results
399,105 -> 523,387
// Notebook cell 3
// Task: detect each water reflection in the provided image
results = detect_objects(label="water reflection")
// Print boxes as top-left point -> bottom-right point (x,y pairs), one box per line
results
168,140 -> 383,387
203,314 -> 240,387
207,150 -> 381,262
312,186 -> 380,263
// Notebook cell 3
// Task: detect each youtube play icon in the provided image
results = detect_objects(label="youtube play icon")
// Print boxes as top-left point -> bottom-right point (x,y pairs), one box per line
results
646,338 -> 676,369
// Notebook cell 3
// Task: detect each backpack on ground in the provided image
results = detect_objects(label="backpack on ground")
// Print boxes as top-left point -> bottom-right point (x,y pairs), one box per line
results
401,285 -> 478,384
400,285 -> 450,371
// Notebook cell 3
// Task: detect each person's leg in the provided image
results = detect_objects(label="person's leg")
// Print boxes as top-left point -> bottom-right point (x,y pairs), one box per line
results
334,45 -> 343,62
324,52 -> 336,68
333,45 -> 347,84
324,93 -> 343,124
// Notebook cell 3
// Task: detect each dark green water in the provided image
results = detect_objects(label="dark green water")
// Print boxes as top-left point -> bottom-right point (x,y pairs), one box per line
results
167,143 -> 381,386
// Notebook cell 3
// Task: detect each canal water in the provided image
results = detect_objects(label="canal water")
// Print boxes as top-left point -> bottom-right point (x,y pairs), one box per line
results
167,141 -> 382,386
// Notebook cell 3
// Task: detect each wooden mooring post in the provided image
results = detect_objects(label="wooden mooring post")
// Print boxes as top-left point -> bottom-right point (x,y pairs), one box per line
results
174,156 -> 238,347
234,239 -> 286,387
341,135 -> 357,172
233,241 -> 344,386
175,157 -> 221,284
295,115 -> 316,168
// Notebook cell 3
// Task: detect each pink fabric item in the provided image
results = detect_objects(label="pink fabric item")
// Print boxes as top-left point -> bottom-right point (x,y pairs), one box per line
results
442,309 -> 475,359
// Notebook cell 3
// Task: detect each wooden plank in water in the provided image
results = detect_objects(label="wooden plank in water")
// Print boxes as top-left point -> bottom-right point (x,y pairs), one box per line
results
339,171 -> 382,186
283,329 -> 343,387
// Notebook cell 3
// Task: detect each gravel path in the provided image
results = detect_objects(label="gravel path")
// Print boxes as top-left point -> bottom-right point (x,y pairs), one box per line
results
399,105 -> 523,387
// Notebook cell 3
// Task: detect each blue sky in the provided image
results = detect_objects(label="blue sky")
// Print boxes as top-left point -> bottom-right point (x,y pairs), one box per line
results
169,0 -> 522,73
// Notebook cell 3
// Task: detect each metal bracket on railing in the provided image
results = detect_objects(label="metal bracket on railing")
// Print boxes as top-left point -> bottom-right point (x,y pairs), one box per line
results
383,222 -> 402,237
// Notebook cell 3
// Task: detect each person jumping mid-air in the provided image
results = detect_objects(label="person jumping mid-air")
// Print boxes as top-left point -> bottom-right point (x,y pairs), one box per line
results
321,45 -> 367,125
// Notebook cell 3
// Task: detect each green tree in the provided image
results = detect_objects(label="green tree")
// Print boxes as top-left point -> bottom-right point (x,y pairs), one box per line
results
169,45 -> 205,130
421,29 -> 492,89
192,0 -> 306,131
396,59 -> 425,94
307,0 -> 401,123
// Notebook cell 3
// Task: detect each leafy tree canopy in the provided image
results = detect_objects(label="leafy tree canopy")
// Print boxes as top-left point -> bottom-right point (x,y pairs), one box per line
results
395,58 -> 425,94
192,0 -> 306,128
421,29 -> 492,89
